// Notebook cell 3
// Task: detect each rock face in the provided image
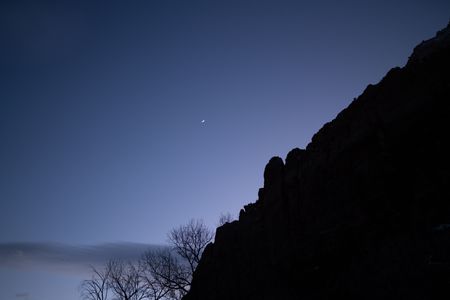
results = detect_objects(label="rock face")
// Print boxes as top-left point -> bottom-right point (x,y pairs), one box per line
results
184,24 -> 450,300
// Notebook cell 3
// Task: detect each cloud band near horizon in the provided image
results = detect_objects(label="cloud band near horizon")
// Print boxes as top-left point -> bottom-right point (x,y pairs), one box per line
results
0,242 -> 165,274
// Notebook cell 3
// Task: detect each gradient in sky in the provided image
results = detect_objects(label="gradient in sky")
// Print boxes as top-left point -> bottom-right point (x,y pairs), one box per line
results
1,0 -> 449,299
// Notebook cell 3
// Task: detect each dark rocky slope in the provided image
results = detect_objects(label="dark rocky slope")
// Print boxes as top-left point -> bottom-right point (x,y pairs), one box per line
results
184,24 -> 450,300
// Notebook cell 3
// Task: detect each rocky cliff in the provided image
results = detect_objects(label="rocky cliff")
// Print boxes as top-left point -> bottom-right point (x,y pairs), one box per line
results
184,24 -> 450,300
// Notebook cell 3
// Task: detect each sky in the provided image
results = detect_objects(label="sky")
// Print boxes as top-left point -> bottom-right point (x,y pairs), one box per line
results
0,0 -> 449,299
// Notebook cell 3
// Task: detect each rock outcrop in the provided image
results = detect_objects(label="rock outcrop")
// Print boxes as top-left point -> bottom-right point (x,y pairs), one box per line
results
184,23 -> 450,300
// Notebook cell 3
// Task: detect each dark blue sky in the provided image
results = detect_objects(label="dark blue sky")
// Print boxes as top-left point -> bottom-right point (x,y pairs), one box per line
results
0,1 -> 449,297
1,0 -> 449,244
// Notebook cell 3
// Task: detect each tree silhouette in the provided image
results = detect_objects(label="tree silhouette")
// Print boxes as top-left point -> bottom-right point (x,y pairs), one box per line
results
168,219 -> 214,276
107,260 -> 147,300
218,212 -> 234,226
80,265 -> 110,300
141,248 -> 189,300
79,219 -> 213,300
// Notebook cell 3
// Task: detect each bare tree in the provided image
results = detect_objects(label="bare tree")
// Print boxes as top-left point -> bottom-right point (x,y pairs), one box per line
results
168,219 -> 214,275
140,219 -> 213,299
218,212 -> 234,226
140,248 -> 189,300
80,265 -> 110,300
80,219 -> 213,300
107,260 -> 147,300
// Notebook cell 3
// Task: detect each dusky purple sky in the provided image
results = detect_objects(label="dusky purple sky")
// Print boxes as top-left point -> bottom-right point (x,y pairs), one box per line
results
1,0 -> 449,299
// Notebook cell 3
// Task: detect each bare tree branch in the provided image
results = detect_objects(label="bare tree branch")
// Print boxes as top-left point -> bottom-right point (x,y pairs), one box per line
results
107,259 -> 147,300
141,249 -> 188,300
168,219 -> 213,275
80,219 -> 212,300
80,265 -> 110,300
218,212 -> 234,226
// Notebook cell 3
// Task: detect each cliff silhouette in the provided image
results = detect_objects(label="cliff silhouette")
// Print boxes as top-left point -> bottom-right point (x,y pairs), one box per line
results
184,23 -> 450,300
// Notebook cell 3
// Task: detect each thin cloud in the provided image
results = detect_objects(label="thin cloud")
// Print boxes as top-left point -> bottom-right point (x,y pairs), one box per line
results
0,242 -> 165,274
